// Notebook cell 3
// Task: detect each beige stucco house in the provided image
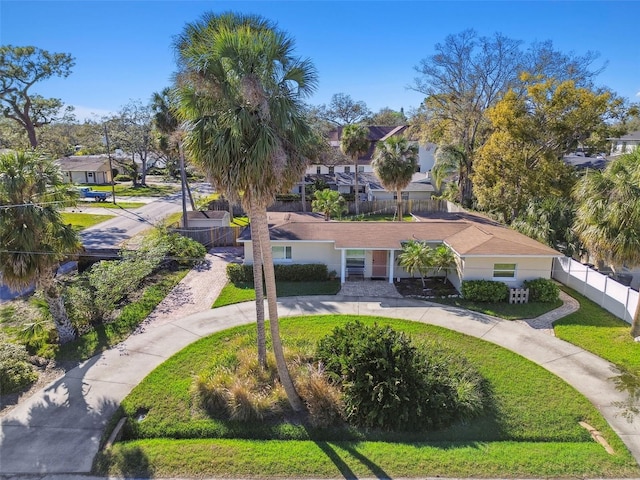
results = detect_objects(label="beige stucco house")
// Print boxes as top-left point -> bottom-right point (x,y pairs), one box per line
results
238,211 -> 560,290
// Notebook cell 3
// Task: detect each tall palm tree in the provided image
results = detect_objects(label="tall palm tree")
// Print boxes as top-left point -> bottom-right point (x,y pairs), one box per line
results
0,150 -> 80,343
340,124 -> 369,215
573,149 -> 640,338
174,12 -> 318,411
371,136 -> 418,220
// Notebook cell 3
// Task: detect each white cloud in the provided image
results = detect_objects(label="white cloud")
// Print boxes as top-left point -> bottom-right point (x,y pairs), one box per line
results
636,91 -> 640,97
70,105 -> 116,122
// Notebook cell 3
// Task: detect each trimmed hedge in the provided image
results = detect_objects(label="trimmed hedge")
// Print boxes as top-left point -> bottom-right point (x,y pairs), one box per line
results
461,280 -> 509,303
226,263 -> 328,283
523,278 -> 560,302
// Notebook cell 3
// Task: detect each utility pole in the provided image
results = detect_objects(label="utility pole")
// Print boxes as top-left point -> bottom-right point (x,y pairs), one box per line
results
178,142 -> 189,228
104,124 -> 116,204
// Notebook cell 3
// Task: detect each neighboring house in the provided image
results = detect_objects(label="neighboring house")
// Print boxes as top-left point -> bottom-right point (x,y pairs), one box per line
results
183,210 -> 230,228
56,155 -> 113,185
608,131 -> 640,157
366,172 -> 435,201
238,211 -> 560,290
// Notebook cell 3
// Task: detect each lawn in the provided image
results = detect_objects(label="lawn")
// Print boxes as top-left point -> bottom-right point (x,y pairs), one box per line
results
212,280 -> 342,308
60,212 -> 115,231
91,184 -> 179,197
430,296 -> 562,320
95,315 -> 639,478
76,200 -> 145,209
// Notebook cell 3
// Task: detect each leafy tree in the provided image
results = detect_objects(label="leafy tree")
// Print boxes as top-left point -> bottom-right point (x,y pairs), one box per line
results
474,78 -> 611,221
105,100 -> 154,186
0,150 -> 80,343
340,124 -> 369,215
175,12 -> 318,412
0,46 -> 75,148
397,240 -> 432,288
411,30 -> 604,206
371,136 -> 418,220
365,107 -> 407,126
318,93 -> 371,126
311,188 -> 346,220
573,150 -> 640,338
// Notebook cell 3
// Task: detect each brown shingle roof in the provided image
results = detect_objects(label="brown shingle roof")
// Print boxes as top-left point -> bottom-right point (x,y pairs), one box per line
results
241,211 -> 560,257
56,155 -> 110,172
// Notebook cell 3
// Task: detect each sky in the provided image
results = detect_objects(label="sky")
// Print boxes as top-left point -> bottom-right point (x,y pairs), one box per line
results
1,0 -> 639,122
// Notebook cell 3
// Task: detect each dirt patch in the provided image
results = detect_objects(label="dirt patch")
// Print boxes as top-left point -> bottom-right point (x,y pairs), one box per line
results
394,277 -> 458,298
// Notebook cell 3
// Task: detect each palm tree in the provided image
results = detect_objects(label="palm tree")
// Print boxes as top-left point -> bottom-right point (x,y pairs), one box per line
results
174,12 -> 318,411
371,136 -> 418,220
430,244 -> 456,283
311,188 -> 346,221
340,124 -> 369,215
573,149 -> 640,338
0,150 -> 80,343
397,240 -> 432,289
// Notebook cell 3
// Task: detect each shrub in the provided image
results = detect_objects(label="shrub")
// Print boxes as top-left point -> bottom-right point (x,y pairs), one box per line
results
296,364 -> 345,428
226,263 -> 328,283
143,227 -> 206,266
114,174 -> 132,182
0,343 -> 38,393
316,320 -> 486,431
461,280 -> 509,302
523,278 -> 560,302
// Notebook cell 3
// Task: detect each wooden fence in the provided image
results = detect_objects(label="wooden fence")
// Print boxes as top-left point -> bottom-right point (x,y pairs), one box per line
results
168,225 -> 242,247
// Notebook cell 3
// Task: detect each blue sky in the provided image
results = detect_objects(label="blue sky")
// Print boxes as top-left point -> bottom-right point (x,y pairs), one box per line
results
1,1 -> 639,122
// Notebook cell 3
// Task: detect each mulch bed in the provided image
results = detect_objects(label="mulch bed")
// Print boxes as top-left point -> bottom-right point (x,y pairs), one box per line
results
394,277 -> 458,298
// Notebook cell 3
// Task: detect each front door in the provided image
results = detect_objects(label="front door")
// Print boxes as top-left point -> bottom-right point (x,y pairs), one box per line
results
372,250 -> 387,279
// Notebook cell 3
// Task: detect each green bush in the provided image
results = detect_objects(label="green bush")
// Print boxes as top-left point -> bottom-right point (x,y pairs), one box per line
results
0,343 -> 38,393
226,263 -> 328,284
316,320 -> 486,431
461,280 -> 509,302
523,278 -> 560,302
114,174 -> 132,182
144,228 -> 206,266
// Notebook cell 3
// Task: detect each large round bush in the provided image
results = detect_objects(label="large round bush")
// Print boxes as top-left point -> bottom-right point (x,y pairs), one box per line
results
316,320 -> 487,431
0,343 -> 38,393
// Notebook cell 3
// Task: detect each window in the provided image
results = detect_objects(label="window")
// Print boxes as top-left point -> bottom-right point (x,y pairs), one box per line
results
493,263 -> 516,278
316,166 -> 321,174
328,166 -> 335,175
344,166 -> 351,173
346,249 -> 365,269
272,246 -> 292,261
88,172 -> 93,177
358,166 -> 365,173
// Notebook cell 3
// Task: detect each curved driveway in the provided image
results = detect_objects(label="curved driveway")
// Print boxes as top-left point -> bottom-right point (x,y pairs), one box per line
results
1,296 -> 639,475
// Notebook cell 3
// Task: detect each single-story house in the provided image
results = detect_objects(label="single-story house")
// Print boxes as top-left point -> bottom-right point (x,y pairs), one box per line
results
56,155 -> 113,184
183,210 -> 230,228
238,211 -> 561,291
608,131 -> 640,157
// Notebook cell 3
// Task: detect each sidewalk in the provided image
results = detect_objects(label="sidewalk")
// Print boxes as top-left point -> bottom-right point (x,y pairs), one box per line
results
1,271 -> 638,476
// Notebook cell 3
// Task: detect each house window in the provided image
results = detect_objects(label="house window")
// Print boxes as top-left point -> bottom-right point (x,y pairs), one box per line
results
328,166 -> 335,175
346,249 -> 365,270
316,166 -> 321,174
88,172 -> 93,177
493,263 -> 516,279
358,166 -> 365,173
272,245 -> 292,261
344,166 -> 351,173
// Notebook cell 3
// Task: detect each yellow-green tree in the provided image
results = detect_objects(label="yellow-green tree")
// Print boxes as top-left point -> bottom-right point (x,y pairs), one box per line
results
474,77 -> 612,222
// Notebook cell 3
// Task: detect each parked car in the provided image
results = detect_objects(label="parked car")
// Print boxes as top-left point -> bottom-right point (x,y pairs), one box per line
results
77,186 -> 111,202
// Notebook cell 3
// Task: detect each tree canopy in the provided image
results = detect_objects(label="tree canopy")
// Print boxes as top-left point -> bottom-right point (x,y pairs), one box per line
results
0,45 -> 75,148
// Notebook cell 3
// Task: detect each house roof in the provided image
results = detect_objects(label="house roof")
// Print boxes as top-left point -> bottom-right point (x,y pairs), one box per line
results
607,130 -> 640,141
241,211 -> 560,257
56,155 -> 110,172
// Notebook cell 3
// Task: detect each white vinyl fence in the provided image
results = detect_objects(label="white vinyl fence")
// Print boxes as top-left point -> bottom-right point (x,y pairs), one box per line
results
552,257 -> 639,324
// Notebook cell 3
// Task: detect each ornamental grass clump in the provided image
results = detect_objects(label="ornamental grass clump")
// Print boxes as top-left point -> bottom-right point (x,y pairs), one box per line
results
316,320 -> 487,431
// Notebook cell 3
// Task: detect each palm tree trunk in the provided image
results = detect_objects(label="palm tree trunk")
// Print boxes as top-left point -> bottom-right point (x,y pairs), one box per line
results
39,276 -> 76,344
354,163 -> 359,215
631,302 -> 640,338
249,195 -> 267,368
251,202 -> 304,412
396,188 -> 403,221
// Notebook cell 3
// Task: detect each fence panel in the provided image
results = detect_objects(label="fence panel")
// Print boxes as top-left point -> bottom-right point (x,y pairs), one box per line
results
552,257 -> 638,324
169,226 -> 242,248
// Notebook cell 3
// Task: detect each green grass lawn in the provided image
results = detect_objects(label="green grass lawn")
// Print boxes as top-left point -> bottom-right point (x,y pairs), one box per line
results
430,296 -> 563,320
77,200 -> 145,209
61,212 -> 115,231
554,286 -> 640,375
91,184 -> 179,197
95,315 -> 639,478
212,280 -> 342,308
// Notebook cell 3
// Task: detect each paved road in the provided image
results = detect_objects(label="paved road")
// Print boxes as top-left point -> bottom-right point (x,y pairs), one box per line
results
1,296 -> 639,477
